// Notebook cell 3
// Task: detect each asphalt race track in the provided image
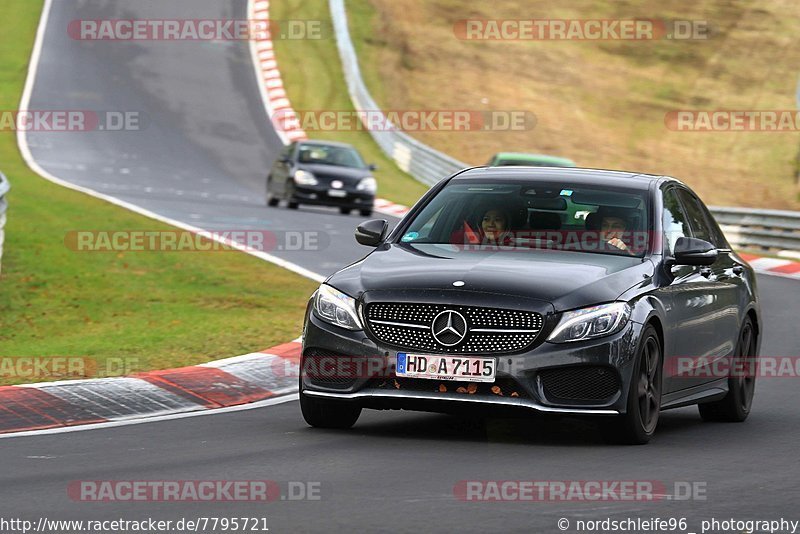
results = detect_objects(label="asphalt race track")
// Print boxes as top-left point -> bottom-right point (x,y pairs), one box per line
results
24,0 -> 388,276
2,275 -> 800,532
5,0 -> 800,532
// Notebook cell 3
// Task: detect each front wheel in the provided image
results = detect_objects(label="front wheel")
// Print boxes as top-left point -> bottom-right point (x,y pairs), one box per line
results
602,325 -> 662,445
266,178 -> 279,207
339,207 -> 352,215
359,209 -> 373,217
698,317 -> 756,422
300,390 -> 361,429
286,181 -> 299,209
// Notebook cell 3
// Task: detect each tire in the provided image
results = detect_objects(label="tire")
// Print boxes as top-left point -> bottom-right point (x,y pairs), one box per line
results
286,181 -> 299,209
266,178 -> 279,207
300,389 -> 361,429
359,209 -> 373,217
339,207 -> 352,215
602,325 -> 662,445
698,317 -> 756,422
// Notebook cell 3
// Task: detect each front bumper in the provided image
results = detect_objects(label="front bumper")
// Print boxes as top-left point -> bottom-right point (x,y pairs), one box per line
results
292,184 -> 374,210
301,310 -> 644,416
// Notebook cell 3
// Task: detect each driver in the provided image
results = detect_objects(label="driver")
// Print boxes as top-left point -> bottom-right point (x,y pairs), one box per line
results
600,213 -> 630,252
450,206 -> 513,246
480,208 -> 511,243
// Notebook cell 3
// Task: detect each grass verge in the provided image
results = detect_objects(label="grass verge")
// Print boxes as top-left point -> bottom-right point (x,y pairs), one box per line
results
345,0 -> 800,210
270,0 -> 430,207
0,0 -> 318,386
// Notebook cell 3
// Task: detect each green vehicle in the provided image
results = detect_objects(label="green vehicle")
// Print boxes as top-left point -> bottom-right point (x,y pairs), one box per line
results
487,152 -> 576,168
486,153 -> 581,222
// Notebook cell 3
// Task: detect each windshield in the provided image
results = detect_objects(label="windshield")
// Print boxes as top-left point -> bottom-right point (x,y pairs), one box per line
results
398,180 -> 651,257
297,144 -> 367,168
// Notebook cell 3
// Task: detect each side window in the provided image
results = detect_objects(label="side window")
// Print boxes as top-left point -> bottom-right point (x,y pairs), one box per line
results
662,188 -> 691,255
676,189 -> 711,242
686,193 -> 728,248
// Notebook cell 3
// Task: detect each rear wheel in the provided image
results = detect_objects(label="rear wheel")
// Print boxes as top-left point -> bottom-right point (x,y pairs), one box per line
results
360,209 -> 373,217
300,390 -> 361,429
698,317 -> 756,422
339,207 -> 352,215
602,325 -> 662,445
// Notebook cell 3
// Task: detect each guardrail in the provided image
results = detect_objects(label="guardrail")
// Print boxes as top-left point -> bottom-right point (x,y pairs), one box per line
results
329,0 -> 465,187
0,172 -> 9,274
329,0 -> 800,256
712,206 -> 800,257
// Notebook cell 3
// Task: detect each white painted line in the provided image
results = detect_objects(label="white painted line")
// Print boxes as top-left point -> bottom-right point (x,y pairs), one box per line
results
0,394 -> 299,439
198,352 -> 285,368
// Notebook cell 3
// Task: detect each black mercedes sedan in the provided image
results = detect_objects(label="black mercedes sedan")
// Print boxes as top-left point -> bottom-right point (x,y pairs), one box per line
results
266,140 -> 376,216
299,167 -> 761,444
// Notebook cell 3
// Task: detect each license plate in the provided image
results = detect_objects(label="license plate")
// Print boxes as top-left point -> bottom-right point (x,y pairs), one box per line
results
328,189 -> 347,198
396,353 -> 496,383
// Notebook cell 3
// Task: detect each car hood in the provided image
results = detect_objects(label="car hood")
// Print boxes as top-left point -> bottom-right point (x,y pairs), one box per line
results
329,243 -> 654,311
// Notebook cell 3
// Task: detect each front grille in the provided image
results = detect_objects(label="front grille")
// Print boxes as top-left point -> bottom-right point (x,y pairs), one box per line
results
365,303 -> 543,354
539,366 -> 620,401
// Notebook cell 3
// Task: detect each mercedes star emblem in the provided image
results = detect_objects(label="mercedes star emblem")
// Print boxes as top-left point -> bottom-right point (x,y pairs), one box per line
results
431,310 -> 468,347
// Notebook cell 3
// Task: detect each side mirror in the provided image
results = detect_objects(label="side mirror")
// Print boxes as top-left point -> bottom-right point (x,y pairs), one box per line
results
279,155 -> 291,164
355,219 -> 388,247
672,237 -> 718,266
368,163 -> 378,171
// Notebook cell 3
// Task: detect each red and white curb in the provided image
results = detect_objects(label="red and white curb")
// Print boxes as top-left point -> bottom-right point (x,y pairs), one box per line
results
0,340 -> 301,435
373,198 -> 411,218
250,0 -> 307,144
248,0 -> 411,220
738,252 -> 800,279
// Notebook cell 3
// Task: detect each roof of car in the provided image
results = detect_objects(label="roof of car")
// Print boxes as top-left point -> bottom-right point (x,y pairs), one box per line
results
297,139 -> 355,149
452,166 -> 669,190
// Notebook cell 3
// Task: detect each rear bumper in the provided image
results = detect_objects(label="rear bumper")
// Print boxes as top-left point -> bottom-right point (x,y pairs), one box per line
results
301,310 -> 645,416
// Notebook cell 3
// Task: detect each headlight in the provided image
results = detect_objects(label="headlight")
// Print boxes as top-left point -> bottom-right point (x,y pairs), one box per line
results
356,176 -> 377,193
547,302 -> 631,343
313,284 -> 363,330
294,170 -> 318,186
